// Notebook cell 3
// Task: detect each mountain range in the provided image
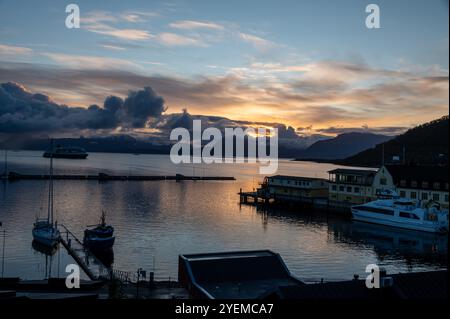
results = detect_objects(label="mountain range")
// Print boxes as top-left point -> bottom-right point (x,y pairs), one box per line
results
295,132 -> 392,160
340,116 -> 449,167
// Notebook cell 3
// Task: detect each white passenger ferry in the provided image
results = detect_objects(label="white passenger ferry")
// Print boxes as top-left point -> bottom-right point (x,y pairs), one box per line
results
351,190 -> 449,233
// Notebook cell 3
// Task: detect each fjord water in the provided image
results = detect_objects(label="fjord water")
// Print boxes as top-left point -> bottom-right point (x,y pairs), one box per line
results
0,151 -> 447,282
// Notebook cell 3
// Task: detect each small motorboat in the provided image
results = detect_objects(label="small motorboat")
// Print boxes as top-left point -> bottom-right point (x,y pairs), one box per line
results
84,211 -> 115,250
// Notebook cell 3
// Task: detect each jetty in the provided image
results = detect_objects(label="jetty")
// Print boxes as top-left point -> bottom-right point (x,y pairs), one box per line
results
58,225 -> 108,281
6,172 -> 235,182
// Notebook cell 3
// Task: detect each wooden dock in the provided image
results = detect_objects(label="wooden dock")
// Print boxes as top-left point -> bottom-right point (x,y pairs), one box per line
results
58,225 -> 144,284
6,172 -> 235,182
59,225 -> 108,281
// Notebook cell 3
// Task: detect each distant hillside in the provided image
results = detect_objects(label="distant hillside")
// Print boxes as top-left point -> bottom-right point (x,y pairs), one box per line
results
295,132 -> 392,160
341,116 -> 449,167
0,135 -> 172,155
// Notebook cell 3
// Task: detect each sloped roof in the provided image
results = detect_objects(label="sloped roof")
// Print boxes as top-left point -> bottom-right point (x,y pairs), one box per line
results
385,165 -> 448,190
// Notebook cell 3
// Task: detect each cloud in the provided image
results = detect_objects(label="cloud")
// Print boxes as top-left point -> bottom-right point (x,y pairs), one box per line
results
122,87 -> 167,127
1,59 -> 447,134
316,125 -> 408,136
82,11 -> 153,41
238,33 -> 276,50
42,53 -> 139,70
156,32 -> 206,47
0,44 -> 33,57
0,82 -> 166,133
169,20 -> 224,30
90,28 -> 152,41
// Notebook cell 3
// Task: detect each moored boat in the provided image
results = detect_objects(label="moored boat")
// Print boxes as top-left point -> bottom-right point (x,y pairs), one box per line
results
351,191 -> 449,233
33,140 -> 60,247
83,211 -> 115,250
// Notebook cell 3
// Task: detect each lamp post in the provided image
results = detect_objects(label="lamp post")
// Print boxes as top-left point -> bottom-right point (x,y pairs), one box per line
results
0,222 -> 5,278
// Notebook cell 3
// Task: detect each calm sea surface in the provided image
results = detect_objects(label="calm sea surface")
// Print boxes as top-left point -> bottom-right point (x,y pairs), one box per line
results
0,151 -> 447,282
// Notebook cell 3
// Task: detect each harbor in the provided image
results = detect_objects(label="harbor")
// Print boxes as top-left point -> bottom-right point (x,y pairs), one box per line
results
0,151 -> 448,300
239,166 -> 449,219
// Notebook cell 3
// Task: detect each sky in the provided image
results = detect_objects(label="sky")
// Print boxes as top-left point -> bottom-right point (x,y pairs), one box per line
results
0,0 -> 448,138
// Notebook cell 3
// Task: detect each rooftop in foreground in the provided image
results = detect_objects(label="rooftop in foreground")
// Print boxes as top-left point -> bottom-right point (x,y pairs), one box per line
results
178,250 -> 303,299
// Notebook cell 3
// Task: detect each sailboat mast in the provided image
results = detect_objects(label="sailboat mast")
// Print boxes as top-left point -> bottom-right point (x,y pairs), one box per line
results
3,149 -> 7,176
47,140 -> 54,224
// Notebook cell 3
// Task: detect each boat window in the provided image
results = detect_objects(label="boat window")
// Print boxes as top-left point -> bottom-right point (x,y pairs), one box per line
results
400,212 -> 420,219
394,201 -> 414,206
353,205 -> 394,215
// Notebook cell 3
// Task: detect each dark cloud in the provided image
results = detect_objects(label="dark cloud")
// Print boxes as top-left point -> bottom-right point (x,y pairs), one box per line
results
316,125 -> 408,136
0,82 -> 166,133
123,87 -> 166,127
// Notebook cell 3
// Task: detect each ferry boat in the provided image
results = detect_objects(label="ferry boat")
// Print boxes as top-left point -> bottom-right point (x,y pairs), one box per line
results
351,191 -> 449,234
43,146 -> 88,159
83,211 -> 115,250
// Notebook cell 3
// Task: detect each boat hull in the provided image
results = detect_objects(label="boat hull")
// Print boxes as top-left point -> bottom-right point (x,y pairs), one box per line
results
32,228 -> 60,247
84,236 -> 115,250
351,209 -> 446,233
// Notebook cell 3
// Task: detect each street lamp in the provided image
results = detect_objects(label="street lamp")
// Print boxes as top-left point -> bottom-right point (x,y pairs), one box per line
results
0,222 -> 5,278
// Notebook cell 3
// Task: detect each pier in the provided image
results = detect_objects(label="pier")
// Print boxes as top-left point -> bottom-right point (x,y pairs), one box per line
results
6,172 -> 235,182
59,225 -> 108,281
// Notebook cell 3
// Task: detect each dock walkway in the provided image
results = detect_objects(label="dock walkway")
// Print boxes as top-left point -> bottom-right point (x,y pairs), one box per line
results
59,225 -> 108,281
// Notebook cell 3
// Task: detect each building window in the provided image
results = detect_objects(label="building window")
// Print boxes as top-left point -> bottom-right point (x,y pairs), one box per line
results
400,180 -> 406,187
445,194 -> 449,203
421,193 -> 428,200
347,186 -> 352,192
433,182 -> 440,190
332,185 -> 337,191
433,194 -> 440,202
354,187 -> 360,193
400,191 -> 406,197
422,181 -> 429,189
380,178 -> 387,185
339,186 -> 344,191
410,192 -> 417,199
411,180 -> 417,188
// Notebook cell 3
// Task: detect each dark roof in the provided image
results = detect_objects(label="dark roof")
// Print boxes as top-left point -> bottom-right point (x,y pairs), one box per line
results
391,270 -> 448,299
272,270 -> 447,299
274,279 -> 386,299
328,168 -> 377,176
179,250 -> 303,299
384,165 -> 449,191
268,175 -> 327,182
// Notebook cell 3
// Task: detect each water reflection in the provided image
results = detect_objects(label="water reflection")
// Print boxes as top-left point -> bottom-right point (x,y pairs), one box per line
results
1,152 -> 447,280
91,248 -> 114,268
255,205 -> 447,270
31,240 -> 58,279
329,220 -> 448,267
32,240 -> 58,256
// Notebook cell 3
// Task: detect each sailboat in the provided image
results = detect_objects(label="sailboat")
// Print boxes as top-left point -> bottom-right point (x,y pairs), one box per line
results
32,141 -> 60,247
